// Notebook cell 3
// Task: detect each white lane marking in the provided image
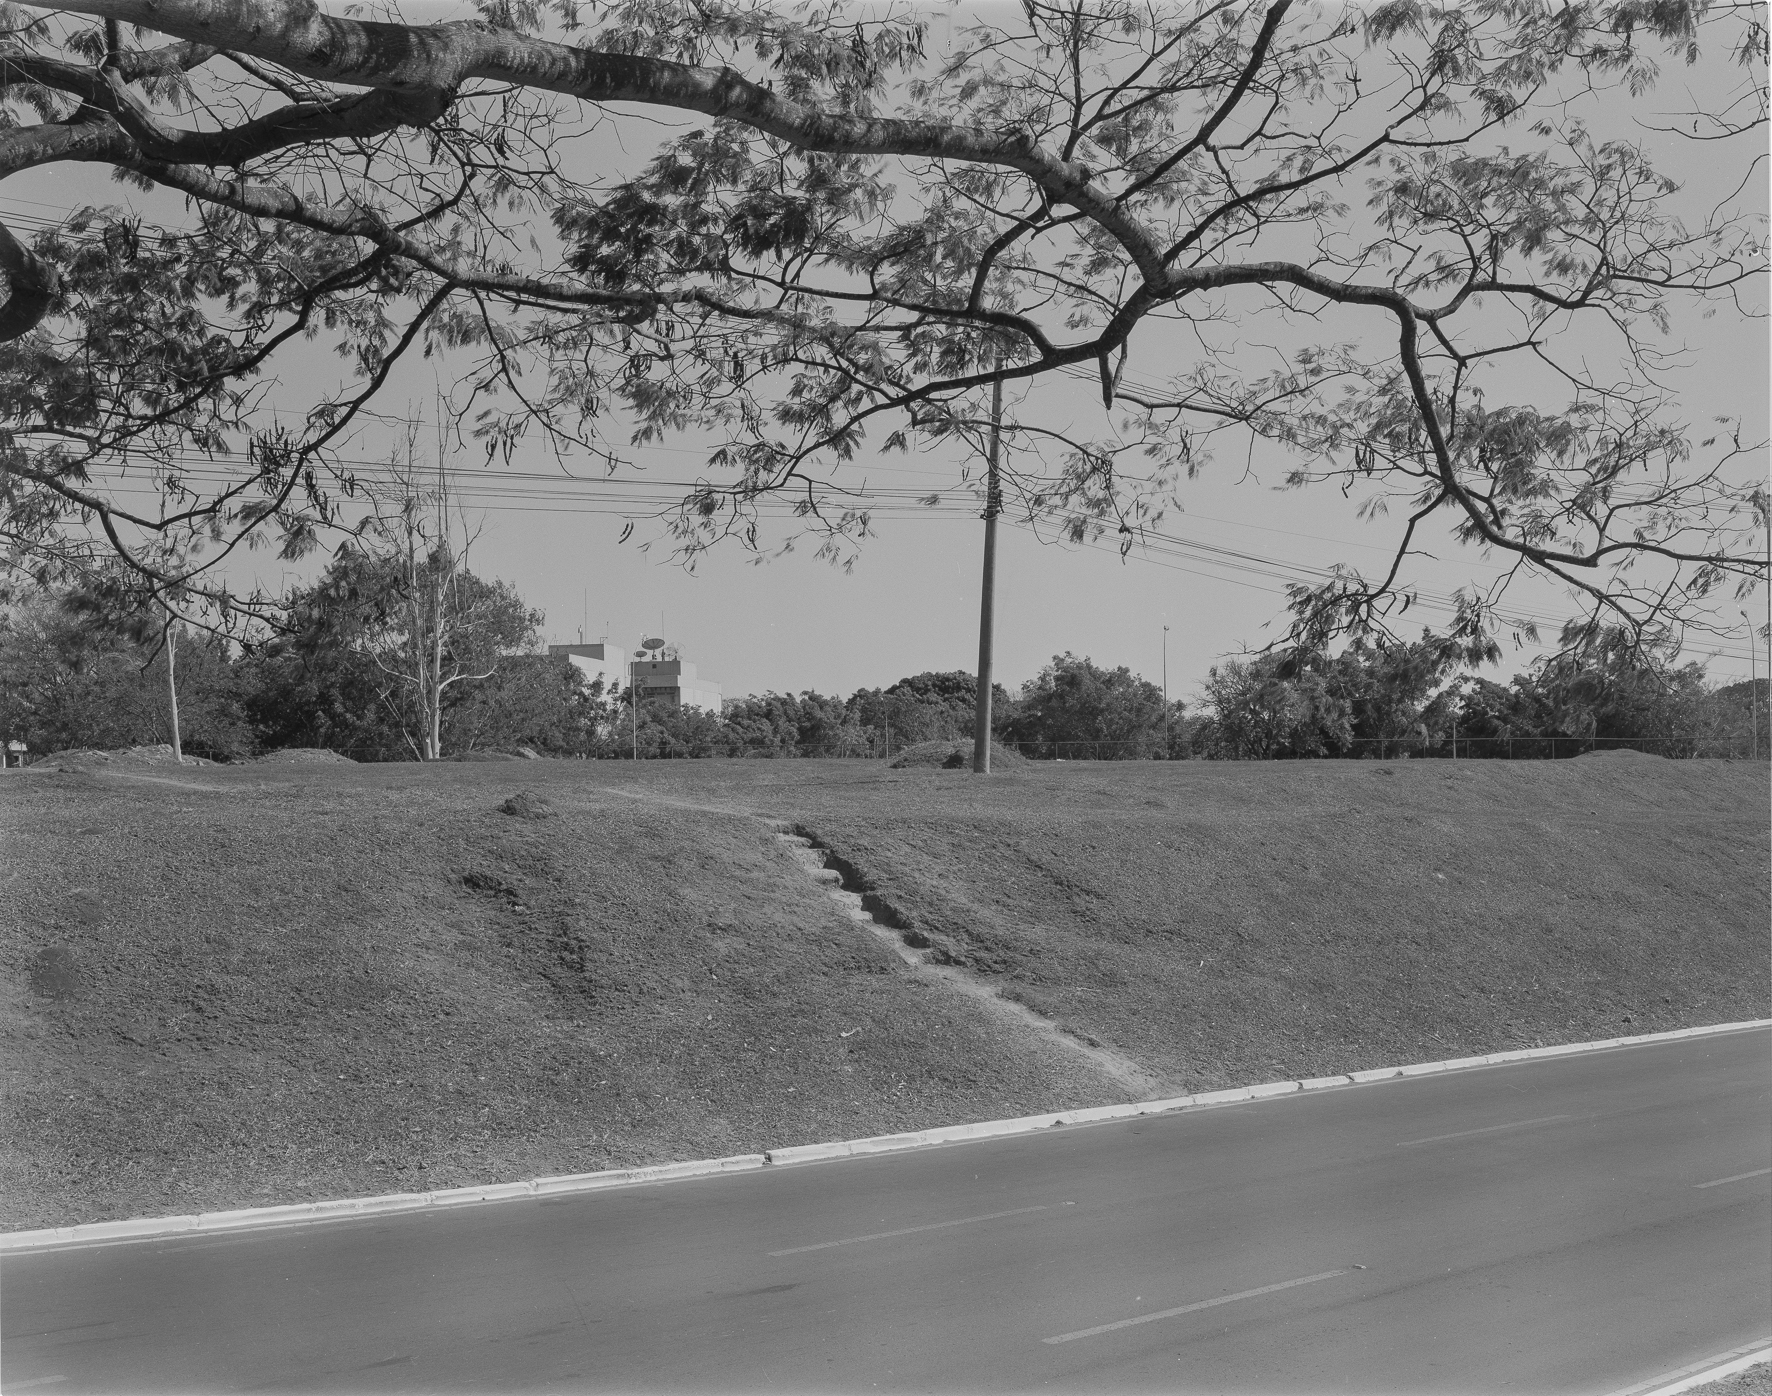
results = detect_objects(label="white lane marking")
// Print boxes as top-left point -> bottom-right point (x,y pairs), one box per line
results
769,1202 -> 1066,1256
7,1377 -> 69,1389
1042,1266 -> 1363,1345
1693,1167 -> 1772,1189
1395,1114 -> 1573,1147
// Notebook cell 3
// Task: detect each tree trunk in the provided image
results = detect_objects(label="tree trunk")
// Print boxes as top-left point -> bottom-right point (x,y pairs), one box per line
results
164,622 -> 183,763
428,571 -> 445,760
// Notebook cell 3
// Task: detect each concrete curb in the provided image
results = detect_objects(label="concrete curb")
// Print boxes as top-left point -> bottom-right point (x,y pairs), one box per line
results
1604,1338 -> 1772,1396
761,1019 -> 1768,1167
5,1018 -> 1765,1254
0,1154 -> 768,1253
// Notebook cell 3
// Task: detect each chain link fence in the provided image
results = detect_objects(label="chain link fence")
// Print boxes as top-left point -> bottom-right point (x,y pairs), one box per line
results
12,733 -> 1761,765
742,734 -> 1769,762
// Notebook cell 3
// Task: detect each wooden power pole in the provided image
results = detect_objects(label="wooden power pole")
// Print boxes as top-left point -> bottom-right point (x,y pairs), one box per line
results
972,372 -> 1004,775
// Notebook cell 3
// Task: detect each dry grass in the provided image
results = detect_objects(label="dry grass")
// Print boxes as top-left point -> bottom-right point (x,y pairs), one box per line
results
3,753 -> 1765,1229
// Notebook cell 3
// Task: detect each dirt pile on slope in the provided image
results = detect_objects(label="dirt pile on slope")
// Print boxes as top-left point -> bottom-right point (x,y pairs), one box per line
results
889,739 -> 1030,770
38,744 -> 214,770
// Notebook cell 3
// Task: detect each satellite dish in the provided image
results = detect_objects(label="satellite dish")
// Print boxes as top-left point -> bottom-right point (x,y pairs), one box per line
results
642,637 -> 666,651
633,649 -> 647,658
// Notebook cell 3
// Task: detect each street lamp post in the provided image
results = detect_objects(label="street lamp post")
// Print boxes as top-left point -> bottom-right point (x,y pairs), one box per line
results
1162,625 -> 1170,758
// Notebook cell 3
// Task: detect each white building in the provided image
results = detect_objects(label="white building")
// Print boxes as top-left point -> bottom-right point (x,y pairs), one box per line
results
549,643 -> 724,712
630,656 -> 723,711
548,642 -> 619,690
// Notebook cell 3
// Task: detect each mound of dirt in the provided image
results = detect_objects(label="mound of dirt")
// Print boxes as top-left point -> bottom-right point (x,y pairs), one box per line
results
40,744 -> 213,770
254,748 -> 357,765
889,739 -> 1030,770
1574,747 -> 1664,760
445,750 -> 521,762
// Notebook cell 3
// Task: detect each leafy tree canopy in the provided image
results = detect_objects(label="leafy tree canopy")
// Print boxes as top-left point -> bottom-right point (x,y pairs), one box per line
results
0,583 -> 252,756
0,0 -> 1764,658
1003,651 -> 1180,758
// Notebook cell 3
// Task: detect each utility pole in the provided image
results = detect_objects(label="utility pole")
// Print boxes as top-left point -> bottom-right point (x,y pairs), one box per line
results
1162,625 -> 1170,758
1746,610 -> 1759,762
972,370 -> 1004,775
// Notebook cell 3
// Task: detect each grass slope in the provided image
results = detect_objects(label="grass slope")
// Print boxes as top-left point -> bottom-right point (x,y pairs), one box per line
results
0,764 -> 1112,1230
712,754 -> 1770,1091
3,755 -> 1765,1228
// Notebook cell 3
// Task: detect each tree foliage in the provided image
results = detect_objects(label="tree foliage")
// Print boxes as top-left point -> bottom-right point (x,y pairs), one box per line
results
267,539 -> 541,758
1001,652 -> 1182,758
1199,635 -> 1461,757
0,584 -> 252,757
1197,626 -> 1737,756
0,0 -> 1763,654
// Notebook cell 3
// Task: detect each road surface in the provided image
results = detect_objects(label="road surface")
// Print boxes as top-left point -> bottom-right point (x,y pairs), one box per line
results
4,1027 -> 1768,1393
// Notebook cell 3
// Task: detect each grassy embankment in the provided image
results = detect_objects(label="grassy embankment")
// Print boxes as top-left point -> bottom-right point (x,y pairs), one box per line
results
2,753 -> 1765,1229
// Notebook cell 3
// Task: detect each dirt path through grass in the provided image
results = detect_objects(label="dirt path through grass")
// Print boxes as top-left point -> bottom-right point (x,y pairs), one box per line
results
594,784 -> 1162,1095
773,828 -> 1162,1098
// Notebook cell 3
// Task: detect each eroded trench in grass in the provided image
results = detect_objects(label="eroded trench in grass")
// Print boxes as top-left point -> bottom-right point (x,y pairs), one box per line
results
777,823 -> 1164,1099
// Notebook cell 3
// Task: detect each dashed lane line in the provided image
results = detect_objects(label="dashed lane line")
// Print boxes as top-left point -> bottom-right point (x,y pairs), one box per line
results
769,1202 -> 1068,1256
1042,1266 -> 1363,1345
1395,1114 -> 1573,1147
1693,1167 -> 1772,1189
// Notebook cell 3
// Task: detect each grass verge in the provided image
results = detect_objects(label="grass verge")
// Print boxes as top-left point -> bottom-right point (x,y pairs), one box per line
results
696,753 -> 1769,1092
3,753 -> 1765,1228
0,763 -> 1112,1230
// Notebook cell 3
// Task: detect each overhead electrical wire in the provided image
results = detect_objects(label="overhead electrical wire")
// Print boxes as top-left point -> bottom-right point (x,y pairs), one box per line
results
74,459 -> 1752,660
8,196 -> 1755,665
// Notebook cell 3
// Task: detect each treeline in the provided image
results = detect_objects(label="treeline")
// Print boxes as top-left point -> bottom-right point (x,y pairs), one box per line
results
617,656 -> 1182,760
0,571 -> 581,763
1194,633 -> 1766,760
2,563 -> 1764,762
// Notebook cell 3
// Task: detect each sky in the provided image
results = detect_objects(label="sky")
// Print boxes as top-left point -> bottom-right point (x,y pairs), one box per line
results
5,1 -> 1766,705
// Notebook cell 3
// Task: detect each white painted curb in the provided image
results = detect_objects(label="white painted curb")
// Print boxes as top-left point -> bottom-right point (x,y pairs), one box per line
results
0,1154 -> 767,1253
1603,1338 -> 1772,1396
5,1018 -> 1765,1253
763,1019 -> 1768,1166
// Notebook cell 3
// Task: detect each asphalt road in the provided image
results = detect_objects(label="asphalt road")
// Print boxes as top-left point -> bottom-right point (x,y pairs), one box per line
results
4,1028 -> 1768,1394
